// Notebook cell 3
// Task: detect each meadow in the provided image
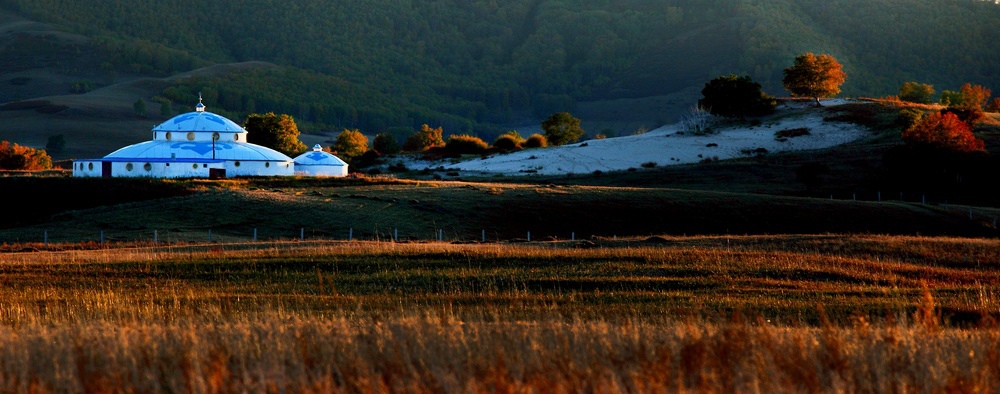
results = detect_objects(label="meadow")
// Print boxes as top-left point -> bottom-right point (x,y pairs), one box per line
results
2,236 -> 999,392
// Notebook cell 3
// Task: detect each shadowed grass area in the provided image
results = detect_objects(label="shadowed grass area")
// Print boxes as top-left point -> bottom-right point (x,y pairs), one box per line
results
1,176 -> 995,245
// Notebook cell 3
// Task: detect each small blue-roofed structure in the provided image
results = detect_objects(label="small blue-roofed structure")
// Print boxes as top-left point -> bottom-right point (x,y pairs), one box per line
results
294,144 -> 349,177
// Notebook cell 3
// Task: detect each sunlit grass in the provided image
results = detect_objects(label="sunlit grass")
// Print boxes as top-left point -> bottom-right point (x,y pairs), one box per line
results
2,235 -> 999,391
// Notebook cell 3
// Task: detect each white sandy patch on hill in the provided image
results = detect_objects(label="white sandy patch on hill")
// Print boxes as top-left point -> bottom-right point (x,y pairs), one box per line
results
446,100 -> 868,176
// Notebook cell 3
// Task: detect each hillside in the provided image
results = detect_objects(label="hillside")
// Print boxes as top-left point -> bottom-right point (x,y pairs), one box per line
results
1,1 -> 999,160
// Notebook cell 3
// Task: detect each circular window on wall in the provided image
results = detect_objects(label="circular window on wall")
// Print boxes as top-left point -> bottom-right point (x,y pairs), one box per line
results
265,162 -> 270,168
234,134 -> 240,141
88,163 -> 93,171
234,161 -> 241,167
192,163 -> 198,169
125,163 -> 134,171
165,132 -> 172,140
143,163 -> 152,172
212,132 -> 220,141
186,132 -> 195,141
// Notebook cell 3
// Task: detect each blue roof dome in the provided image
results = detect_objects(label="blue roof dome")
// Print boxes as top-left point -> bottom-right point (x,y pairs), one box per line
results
152,111 -> 245,133
294,144 -> 348,166
152,98 -> 245,133
104,140 -> 293,162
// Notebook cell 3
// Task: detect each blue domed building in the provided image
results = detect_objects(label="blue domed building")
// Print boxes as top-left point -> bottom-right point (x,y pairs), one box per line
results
293,144 -> 349,177
73,98 -> 328,178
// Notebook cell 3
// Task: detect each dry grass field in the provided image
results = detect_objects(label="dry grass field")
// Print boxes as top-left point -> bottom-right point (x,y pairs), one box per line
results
2,236 -> 999,392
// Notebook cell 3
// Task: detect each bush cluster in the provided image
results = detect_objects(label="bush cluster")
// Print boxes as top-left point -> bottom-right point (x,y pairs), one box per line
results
524,134 -> 547,148
403,124 -> 445,152
445,134 -> 488,154
0,141 -> 52,170
493,131 -> 525,151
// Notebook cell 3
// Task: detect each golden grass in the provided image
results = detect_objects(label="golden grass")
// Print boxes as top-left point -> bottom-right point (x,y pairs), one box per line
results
1,311 -> 998,392
2,235 -> 999,391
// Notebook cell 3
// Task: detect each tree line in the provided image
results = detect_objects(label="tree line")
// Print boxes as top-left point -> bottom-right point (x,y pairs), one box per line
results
2,0 -> 998,135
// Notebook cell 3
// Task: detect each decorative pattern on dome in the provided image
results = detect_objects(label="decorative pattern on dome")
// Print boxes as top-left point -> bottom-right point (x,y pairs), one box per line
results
172,142 -> 234,156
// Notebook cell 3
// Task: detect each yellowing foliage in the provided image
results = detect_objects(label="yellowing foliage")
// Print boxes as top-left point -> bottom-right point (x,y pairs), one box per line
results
0,140 -> 52,170
333,129 -> 369,158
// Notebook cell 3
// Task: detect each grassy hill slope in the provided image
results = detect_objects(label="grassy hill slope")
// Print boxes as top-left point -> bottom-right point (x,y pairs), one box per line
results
1,176 -> 995,245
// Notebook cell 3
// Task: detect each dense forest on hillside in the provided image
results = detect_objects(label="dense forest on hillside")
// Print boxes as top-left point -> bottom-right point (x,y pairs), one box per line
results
1,0 -> 998,137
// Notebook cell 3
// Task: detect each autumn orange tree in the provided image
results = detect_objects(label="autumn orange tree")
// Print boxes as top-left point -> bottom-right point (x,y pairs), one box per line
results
957,83 -> 991,111
0,141 -> 52,170
782,53 -> 847,106
901,112 -> 984,153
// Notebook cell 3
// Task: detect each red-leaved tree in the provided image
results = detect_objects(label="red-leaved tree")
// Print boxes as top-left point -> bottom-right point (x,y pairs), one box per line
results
901,112 -> 985,153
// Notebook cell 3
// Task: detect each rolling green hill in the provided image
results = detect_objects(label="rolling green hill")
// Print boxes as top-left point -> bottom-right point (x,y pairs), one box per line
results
1,1 -> 999,159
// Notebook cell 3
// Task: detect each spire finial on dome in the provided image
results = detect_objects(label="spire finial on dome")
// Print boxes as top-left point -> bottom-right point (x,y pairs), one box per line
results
196,92 -> 206,112
313,144 -> 323,151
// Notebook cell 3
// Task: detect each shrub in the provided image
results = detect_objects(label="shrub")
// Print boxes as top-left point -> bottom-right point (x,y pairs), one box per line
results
896,108 -> 925,129
373,133 -> 401,154
0,141 -> 52,170
640,161 -> 657,168
988,98 -> 1000,113
403,124 -> 445,152
333,129 -> 369,159
493,131 -> 524,151
902,112 -> 984,153
445,134 -> 488,154
494,136 -> 521,151
774,128 -> 810,140
699,74 -> 777,117
941,108 -> 987,126
524,134 -> 547,148
898,82 -> 935,104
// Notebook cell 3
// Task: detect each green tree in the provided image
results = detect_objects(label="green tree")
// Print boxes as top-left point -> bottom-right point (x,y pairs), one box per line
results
160,100 -> 172,116
698,74 -> 776,118
373,133 -> 401,154
898,82 -> 935,104
541,112 -> 584,146
782,53 -> 847,106
403,124 -> 445,152
939,90 -> 962,107
133,98 -> 147,116
244,112 -> 308,156
333,129 -> 369,159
